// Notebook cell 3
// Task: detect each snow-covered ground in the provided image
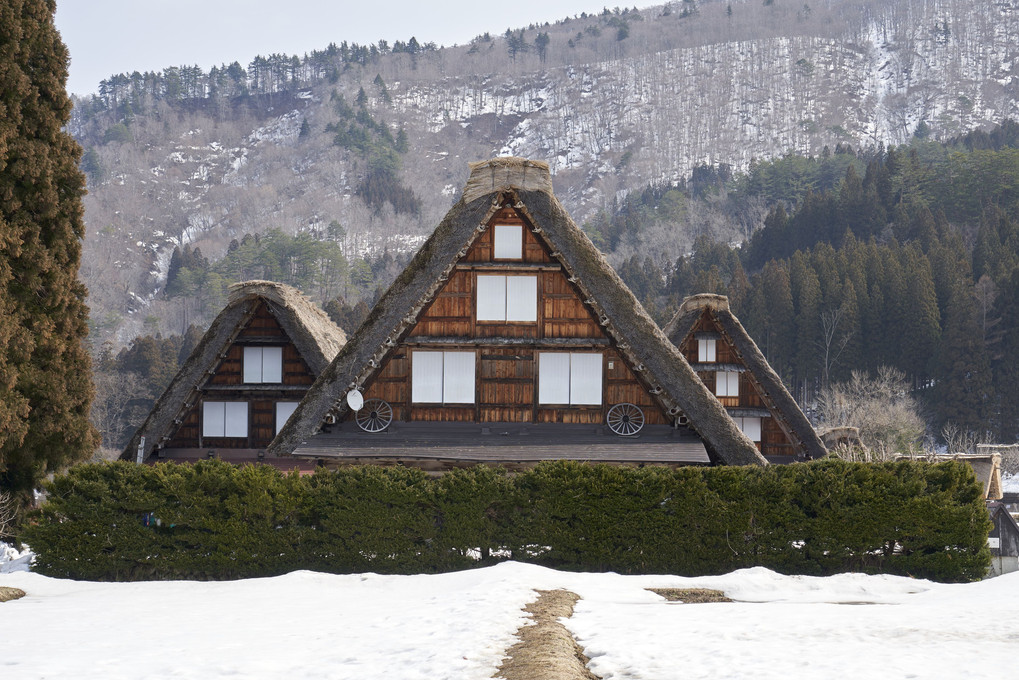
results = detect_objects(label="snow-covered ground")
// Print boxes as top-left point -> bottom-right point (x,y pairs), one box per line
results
1,553 -> 1017,680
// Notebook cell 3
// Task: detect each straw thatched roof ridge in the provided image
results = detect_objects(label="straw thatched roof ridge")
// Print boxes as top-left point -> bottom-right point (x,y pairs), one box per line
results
663,294 -> 828,461
227,280 -> 347,375
120,281 -> 346,461
269,158 -> 766,466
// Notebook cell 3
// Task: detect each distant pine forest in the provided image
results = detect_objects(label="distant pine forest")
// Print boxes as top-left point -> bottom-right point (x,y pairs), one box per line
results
92,120 -> 1019,454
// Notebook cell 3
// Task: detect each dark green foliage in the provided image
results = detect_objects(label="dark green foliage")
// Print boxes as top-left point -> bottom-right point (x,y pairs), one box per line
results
25,460 -> 991,583
0,0 -> 99,497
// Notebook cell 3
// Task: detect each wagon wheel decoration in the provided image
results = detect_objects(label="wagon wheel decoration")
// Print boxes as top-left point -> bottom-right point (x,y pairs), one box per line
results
355,399 -> 393,433
606,403 -> 645,436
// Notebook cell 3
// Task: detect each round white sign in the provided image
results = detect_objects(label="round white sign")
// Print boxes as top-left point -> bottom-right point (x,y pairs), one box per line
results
346,389 -> 365,411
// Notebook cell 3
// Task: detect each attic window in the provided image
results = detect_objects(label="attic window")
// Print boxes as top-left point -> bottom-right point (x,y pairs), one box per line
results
493,225 -> 523,259
476,275 -> 537,322
203,401 -> 247,438
538,352 -> 603,406
243,346 -> 283,383
411,351 -> 475,404
698,338 -> 716,362
715,371 -> 739,398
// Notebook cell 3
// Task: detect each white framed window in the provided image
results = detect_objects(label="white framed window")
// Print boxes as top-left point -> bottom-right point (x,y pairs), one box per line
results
476,275 -> 537,322
733,416 -> 762,442
538,352 -> 603,406
203,401 -> 248,438
275,401 -> 299,434
411,351 -> 476,404
243,346 -> 283,383
493,224 -> 523,259
716,371 -> 739,398
698,338 -> 716,363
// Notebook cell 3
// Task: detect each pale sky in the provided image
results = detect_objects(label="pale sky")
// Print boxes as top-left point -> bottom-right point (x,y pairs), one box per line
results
54,0 -> 614,96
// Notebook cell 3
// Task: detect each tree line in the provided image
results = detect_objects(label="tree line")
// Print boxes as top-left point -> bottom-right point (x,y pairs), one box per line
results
609,120 -> 1019,444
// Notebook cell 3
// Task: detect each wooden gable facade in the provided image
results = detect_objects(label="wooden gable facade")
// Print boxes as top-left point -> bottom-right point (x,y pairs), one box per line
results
358,202 -> 669,429
271,158 -> 766,468
664,294 -> 827,461
163,300 -> 318,451
122,281 -> 346,464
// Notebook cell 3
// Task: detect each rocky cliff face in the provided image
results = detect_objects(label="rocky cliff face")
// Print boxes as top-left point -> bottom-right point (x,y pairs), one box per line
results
75,0 -> 1019,345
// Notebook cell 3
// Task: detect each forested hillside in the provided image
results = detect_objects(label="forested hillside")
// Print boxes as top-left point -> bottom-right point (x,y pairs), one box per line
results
610,121 -> 1019,445
71,0 -> 1019,348
71,0 -> 1019,453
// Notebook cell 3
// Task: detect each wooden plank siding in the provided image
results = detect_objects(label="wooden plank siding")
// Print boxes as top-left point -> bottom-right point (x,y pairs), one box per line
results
358,204 -> 669,428
163,300 -> 317,450
680,313 -> 799,457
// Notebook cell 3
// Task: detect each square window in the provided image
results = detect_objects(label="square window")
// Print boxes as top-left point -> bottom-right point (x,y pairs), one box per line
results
243,346 -> 283,383
411,351 -> 475,404
203,401 -> 248,438
715,371 -> 740,397
493,225 -> 523,259
538,352 -> 603,406
477,275 -> 536,322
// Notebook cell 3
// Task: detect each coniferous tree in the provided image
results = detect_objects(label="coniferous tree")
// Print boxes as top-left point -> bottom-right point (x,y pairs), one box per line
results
0,0 -> 98,495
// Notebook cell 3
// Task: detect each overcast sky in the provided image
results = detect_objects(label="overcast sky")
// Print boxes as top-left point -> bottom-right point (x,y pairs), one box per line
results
54,0 -> 612,96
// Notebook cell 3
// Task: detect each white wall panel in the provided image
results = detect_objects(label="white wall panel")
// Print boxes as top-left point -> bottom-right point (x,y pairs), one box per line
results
243,347 -> 262,383
203,401 -> 225,437
505,276 -> 537,321
493,225 -> 523,259
224,402 -> 248,437
262,347 -> 283,383
569,353 -> 603,405
412,351 -> 444,403
538,353 -> 571,404
443,352 -> 476,403
276,401 -> 299,434
476,275 -> 506,321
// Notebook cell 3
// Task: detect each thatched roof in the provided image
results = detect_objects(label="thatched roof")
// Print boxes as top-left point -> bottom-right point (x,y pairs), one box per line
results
269,158 -> 766,466
120,281 -> 346,461
663,293 -> 828,461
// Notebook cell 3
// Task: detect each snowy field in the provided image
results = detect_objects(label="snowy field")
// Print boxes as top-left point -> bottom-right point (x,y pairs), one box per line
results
2,545 -> 1017,680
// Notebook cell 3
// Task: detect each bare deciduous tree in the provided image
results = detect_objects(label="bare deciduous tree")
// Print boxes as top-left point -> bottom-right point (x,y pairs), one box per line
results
0,491 -> 16,540
817,366 -> 926,461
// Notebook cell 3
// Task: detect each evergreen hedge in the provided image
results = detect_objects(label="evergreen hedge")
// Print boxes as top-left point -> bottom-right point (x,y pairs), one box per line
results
22,458 -> 992,582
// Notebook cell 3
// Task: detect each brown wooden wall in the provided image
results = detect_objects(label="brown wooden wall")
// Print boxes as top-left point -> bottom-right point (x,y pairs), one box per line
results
361,203 -> 668,426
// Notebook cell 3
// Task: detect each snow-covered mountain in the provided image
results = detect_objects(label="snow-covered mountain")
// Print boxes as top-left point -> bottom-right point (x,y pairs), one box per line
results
73,0 -> 1019,345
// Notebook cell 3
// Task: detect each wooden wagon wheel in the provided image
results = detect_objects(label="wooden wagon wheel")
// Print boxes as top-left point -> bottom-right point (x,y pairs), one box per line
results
606,403 -> 645,436
355,399 -> 393,433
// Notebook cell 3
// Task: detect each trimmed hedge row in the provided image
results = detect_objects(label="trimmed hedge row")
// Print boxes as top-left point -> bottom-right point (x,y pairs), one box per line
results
23,458 -> 992,582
